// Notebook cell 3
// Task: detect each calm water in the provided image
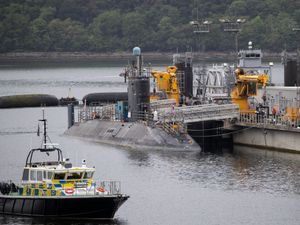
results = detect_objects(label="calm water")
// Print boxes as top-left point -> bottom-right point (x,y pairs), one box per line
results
0,61 -> 299,225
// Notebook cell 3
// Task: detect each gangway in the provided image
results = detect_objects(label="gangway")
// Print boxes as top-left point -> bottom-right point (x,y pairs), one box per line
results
157,104 -> 239,123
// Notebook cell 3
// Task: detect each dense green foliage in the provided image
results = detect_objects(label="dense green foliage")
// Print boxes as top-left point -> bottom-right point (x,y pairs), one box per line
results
0,0 -> 299,53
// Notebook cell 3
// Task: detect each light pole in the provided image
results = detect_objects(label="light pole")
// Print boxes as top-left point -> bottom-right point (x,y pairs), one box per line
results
292,26 -> 300,100
189,20 -> 212,53
190,20 -> 212,33
219,18 -> 246,56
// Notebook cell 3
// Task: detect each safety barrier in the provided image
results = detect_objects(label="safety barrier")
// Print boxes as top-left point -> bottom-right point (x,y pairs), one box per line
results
238,113 -> 300,130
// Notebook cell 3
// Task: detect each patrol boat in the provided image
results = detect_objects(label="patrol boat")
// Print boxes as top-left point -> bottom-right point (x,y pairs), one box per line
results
0,115 -> 129,219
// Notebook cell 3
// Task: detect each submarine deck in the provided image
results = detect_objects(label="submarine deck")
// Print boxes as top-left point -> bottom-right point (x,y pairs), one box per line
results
65,120 -> 200,151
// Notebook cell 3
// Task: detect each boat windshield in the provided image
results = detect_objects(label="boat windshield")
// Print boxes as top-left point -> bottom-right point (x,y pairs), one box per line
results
22,169 -> 29,181
54,173 -> 66,180
30,170 -> 36,180
37,171 -> 43,181
66,172 -> 83,180
83,171 -> 94,179
47,171 -> 53,180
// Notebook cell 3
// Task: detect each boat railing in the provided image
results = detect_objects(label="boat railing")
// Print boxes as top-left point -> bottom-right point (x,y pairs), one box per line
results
62,180 -> 122,196
96,181 -> 122,195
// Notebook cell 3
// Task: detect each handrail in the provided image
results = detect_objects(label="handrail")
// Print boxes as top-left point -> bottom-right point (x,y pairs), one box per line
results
25,147 -> 63,167
60,180 -> 122,195
238,112 -> 300,130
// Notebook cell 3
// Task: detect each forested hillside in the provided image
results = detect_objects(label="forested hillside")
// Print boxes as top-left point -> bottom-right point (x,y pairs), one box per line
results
0,0 -> 299,53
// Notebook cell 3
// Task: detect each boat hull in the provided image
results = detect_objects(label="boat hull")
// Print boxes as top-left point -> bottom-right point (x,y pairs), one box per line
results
0,195 -> 128,219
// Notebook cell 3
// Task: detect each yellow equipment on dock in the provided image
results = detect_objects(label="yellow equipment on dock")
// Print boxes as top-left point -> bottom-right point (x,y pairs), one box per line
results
151,66 -> 180,105
231,68 -> 269,113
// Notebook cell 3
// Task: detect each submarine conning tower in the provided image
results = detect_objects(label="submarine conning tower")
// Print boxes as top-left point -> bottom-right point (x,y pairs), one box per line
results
127,47 -> 150,122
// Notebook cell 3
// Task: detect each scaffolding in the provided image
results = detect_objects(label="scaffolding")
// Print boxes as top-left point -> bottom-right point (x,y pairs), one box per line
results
78,104 -> 115,122
193,64 -> 234,102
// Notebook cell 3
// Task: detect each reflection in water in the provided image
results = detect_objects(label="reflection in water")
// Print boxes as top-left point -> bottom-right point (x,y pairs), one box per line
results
0,216 -> 127,225
125,148 -> 300,195
233,155 -> 251,178
126,150 -> 151,167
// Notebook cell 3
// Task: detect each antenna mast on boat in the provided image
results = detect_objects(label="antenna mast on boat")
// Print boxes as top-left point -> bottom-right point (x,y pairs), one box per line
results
39,108 -> 47,149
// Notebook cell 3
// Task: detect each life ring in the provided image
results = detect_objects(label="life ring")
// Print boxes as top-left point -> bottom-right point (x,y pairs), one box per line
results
96,187 -> 105,193
65,188 -> 75,194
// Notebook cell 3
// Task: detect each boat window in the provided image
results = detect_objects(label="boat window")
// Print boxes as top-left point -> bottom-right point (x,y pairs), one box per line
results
30,170 -> 36,181
43,171 -> 46,179
37,171 -> 43,181
54,173 -> 66,180
22,169 -> 29,181
67,172 -> 83,180
47,172 -> 53,180
83,171 -> 94,179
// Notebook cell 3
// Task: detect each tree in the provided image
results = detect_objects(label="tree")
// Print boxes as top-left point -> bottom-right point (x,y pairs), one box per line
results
89,10 -> 123,51
0,0 -> 299,53
29,18 -> 51,51
239,16 -> 265,50
273,13 -> 298,51
48,18 -> 88,51
0,8 -> 30,52
227,0 -> 247,16
40,6 -> 56,21
122,12 -> 147,49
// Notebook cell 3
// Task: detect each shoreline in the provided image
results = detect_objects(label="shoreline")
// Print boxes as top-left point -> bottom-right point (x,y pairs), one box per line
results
0,51 -> 283,63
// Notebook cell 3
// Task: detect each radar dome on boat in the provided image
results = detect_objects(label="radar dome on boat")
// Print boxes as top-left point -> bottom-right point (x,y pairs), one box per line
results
248,41 -> 253,49
133,47 -> 141,56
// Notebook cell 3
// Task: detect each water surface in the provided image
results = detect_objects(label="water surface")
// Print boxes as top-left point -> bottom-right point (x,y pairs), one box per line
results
0,61 -> 299,225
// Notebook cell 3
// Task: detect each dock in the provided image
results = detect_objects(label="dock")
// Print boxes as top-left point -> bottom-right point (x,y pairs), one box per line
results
233,113 -> 300,153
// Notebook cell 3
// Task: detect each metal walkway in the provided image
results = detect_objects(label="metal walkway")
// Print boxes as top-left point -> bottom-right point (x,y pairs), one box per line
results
157,103 -> 239,123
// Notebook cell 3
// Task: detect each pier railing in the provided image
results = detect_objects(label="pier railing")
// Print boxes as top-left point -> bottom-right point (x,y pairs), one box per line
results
238,113 -> 300,130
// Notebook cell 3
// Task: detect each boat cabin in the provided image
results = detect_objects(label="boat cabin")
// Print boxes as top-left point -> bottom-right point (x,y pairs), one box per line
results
21,166 -> 95,184
19,145 -> 97,196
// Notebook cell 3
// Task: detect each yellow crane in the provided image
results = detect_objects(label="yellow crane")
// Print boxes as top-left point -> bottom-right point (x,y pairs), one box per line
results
231,68 -> 269,113
151,66 -> 180,105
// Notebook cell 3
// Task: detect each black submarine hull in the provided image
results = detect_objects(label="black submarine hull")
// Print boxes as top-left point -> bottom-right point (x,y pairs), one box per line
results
65,120 -> 201,151
83,92 -> 128,105
0,195 -> 128,219
0,94 -> 58,108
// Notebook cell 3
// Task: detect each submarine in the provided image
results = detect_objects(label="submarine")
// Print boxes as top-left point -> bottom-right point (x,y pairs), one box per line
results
0,94 -> 58,108
65,47 -> 200,151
